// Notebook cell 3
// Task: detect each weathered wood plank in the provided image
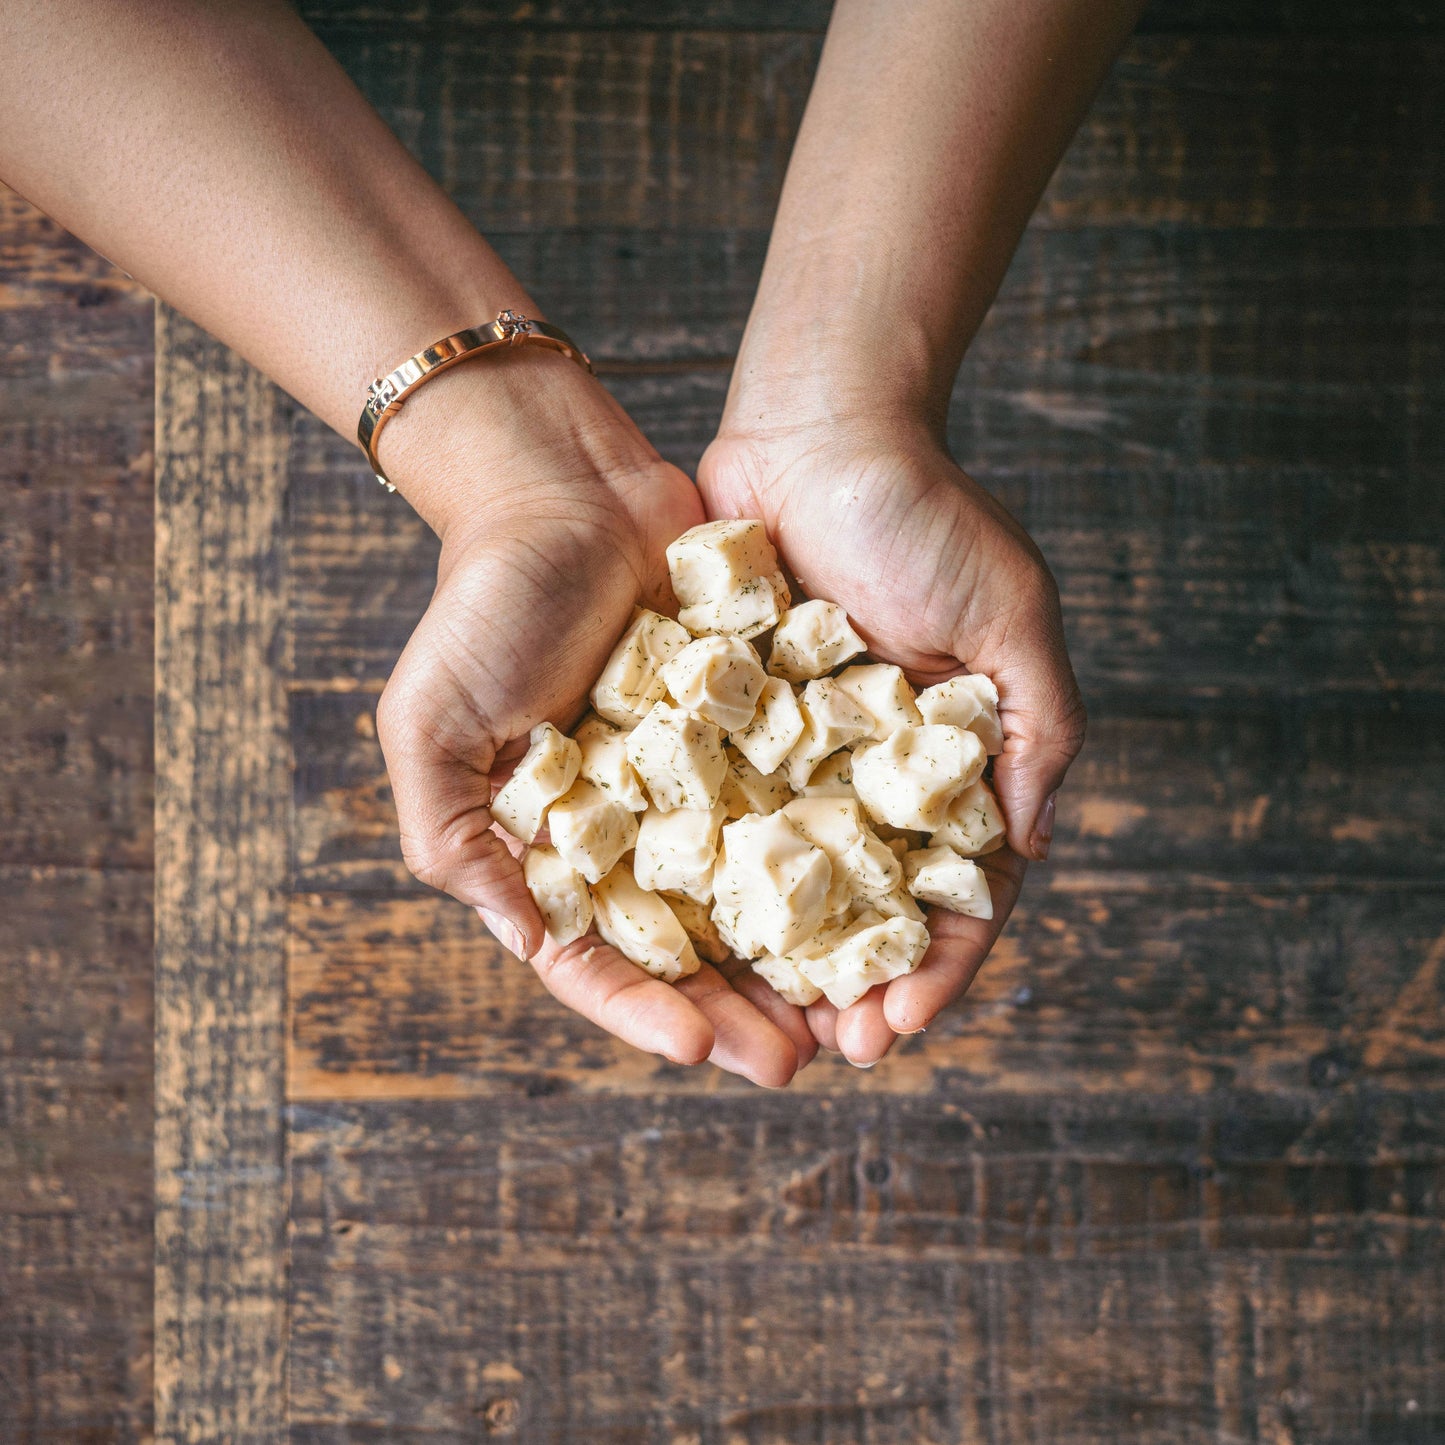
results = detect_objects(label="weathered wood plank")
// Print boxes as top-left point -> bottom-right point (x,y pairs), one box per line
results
287,1091 -> 1445,1258
0,189 -> 155,872
309,31 -> 1442,229
0,187 -> 155,1444
285,450 -> 1445,704
154,310 -> 292,1442
286,883 -> 1445,1100
0,868 -> 154,1445
289,693 -> 1445,891
302,0 -> 1445,34
284,1239 -> 1445,1444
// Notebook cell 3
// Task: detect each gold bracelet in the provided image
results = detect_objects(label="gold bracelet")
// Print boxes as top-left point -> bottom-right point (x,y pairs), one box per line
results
357,309 -> 595,491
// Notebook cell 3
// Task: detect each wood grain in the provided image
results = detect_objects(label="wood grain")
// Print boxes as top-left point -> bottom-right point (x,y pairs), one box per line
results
0,868 -> 154,1445
283,1230 -> 1445,1443
286,884 -> 1445,1101
307,28 -> 1443,230
0,187 -> 155,1444
153,310 -> 291,1442
288,692 -> 1445,894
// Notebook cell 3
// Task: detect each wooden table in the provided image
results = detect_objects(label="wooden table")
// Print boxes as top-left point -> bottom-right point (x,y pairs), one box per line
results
6,3 -> 1444,1441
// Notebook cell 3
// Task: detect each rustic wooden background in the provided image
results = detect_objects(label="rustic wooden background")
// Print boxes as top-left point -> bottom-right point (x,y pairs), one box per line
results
3,0 -> 1443,1441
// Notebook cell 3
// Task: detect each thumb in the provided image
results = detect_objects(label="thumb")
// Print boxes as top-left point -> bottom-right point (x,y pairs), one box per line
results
961,568 -> 1086,862
376,667 -> 546,958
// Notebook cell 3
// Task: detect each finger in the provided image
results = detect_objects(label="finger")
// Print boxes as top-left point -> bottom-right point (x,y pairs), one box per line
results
833,987 -> 898,1068
882,848 -> 1027,1033
727,967 -> 820,1071
377,678 -> 545,956
530,932 -> 715,1066
961,566 -> 1086,862
806,997 -> 842,1053
675,965 -> 801,1088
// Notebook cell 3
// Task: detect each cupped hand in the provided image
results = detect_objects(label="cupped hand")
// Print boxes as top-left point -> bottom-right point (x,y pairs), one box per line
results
374,378 -> 817,1086
698,416 -> 1086,1067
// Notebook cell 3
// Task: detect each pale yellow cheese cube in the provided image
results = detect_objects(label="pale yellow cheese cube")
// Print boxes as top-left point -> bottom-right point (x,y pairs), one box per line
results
491,721 -> 581,843
781,796 -> 901,915
766,600 -> 867,683
728,675 -> 804,777
711,812 -> 832,958
664,892 -> 731,965
546,779 -> 640,884
782,678 -> 873,791
574,713 -> 648,812
928,778 -> 1007,857
633,803 -> 724,902
796,749 -> 855,797
522,844 -> 594,947
833,663 -> 923,742
798,910 -> 930,1009
659,635 -> 767,732
915,673 -> 1004,755
590,608 -> 690,728
591,862 -> 700,981
867,882 -> 927,924
666,519 -> 791,639
903,845 -> 994,919
849,724 -> 986,830
624,701 -> 726,812
718,748 -> 794,819
750,953 -> 823,1007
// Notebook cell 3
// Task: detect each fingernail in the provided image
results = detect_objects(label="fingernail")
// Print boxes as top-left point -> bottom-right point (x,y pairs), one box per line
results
1030,791 -> 1058,861
900,1026 -> 927,1036
478,908 -> 524,958
852,1058 -> 877,1070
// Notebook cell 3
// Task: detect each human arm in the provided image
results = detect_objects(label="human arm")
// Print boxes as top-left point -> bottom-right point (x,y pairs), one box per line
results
702,0 -> 1144,1063
0,0 -> 813,1084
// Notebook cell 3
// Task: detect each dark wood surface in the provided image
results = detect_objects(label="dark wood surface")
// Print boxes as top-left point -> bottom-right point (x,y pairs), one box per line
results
2,0 -> 1442,1439
0,189 -> 154,1444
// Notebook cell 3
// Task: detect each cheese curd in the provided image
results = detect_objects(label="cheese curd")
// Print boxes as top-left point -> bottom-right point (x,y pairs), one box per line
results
833,663 -> 924,742
659,634 -> 766,732
491,721 -> 581,843
666,519 -> 791,639
633,803 -> 725,902
664,892 -> 731,965
522,845 -> 593,947
782,678 -> 872,791
929,778 -> 1006,857
781,796 -> 901,915
767,600 -> 866,683
729,675 -> 805,777
796,911 -> 931,1009
903,845 -> 994,918
712,812 -> 832,958
850,724 -> 986,830
915,674 -> 1004,755
796,749 -> 855,797
624,701 -> 727,812
719,748 -> 794,819
590,608 -> 690,728
591,862 -> 700,982
574,714 -> 648,811
546,779 -> 640,884
515,519 -> 1004,1010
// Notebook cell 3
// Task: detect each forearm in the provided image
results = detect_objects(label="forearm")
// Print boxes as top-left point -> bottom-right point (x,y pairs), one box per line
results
0,0 -> 634,531
727,0 -> 1144,433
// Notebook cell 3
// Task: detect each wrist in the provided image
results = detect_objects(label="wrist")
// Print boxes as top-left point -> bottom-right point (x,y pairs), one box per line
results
720,255 -> 971,443
374,347 -> 660,542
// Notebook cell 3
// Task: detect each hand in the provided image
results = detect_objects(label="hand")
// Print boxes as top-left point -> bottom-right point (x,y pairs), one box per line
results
374,363 -> 816,1087
698,412 -> 1086,1067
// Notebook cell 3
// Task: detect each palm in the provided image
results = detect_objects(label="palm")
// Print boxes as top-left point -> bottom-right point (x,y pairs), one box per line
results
698,429 -> 1065,1062
380,458 -> 816,1087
